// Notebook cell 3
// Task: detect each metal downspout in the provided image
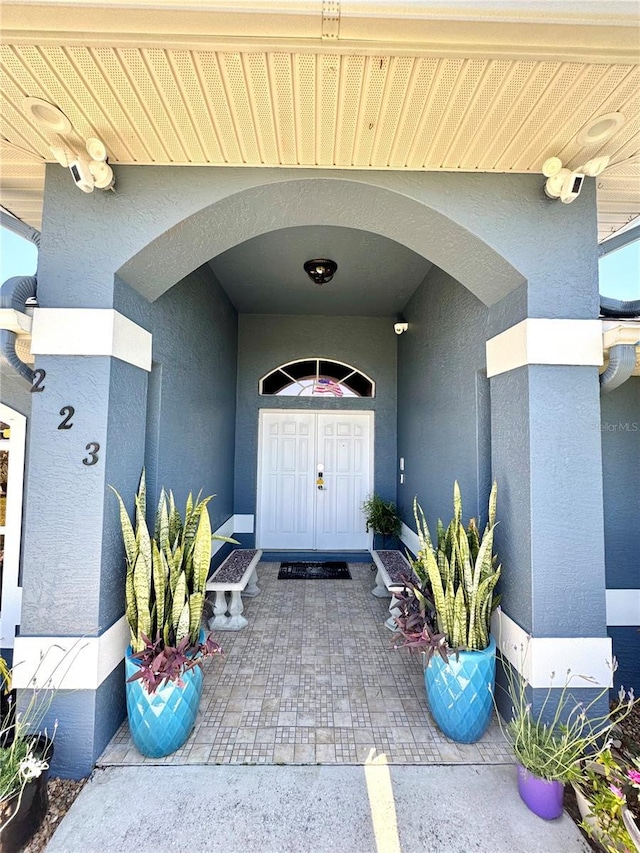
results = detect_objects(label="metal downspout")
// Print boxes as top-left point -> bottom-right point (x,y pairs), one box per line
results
0,275 -> 37,383
600,344 -> 638,393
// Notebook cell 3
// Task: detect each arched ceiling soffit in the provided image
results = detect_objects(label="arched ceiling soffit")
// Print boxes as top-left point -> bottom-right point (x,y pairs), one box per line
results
116,176 -> 525,307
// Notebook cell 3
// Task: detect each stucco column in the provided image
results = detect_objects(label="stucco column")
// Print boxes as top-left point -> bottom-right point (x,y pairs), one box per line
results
486,319 -> 612,707
14,310 -> 151,777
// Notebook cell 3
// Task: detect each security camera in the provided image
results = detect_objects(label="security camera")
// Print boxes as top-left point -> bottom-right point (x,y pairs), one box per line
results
394,322 -> 408,335
68,157 -> 94,193
544,168 -> 584,204
560,171 -> 585,204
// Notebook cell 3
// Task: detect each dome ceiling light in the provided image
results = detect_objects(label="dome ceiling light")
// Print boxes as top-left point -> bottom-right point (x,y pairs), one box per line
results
303,258 -> 337,285
576,112 -> 626,147
22,97 -> 73,135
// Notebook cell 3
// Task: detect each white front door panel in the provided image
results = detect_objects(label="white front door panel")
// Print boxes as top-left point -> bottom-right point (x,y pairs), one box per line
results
257,410 -> 373,550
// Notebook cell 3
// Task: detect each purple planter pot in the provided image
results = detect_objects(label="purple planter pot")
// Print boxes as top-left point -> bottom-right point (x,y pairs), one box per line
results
517,764 -> 564,820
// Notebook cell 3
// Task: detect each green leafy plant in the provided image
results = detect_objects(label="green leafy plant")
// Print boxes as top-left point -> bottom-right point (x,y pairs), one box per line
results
496,649 -> 636,785
362,494 -> 401,546
411,481 -> 500,651
111,471 -> 232,691
112,471 -> 229,653
0,642 -> 86,834
574,749 -> 640,852
0,656 -> 10,695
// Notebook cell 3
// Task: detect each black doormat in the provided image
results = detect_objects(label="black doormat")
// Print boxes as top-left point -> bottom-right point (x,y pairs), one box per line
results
278,561 -> 351,580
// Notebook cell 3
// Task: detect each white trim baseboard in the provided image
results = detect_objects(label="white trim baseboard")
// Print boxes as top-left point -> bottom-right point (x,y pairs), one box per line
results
492,608 -> 613,689
486,319 -> 603,378
399,522 -> 420,557
12,615 -> 130,691
31,308 -> 152,371
606,588 -> 640,627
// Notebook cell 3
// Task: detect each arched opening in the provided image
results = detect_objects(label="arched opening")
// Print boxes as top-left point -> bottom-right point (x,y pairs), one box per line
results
115,177 -> 525,307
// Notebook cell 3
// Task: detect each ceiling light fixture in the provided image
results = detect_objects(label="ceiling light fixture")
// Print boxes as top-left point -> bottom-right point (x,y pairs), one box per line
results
576,112 -> 626,148
22,97 -> 73,134
304,258 -> 337,285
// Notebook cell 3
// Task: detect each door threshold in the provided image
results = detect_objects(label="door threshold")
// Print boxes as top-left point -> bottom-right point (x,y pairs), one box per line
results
261,550 -> 373,563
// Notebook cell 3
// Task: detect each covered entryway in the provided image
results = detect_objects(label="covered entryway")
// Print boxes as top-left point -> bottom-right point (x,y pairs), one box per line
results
256,410 -> 373,551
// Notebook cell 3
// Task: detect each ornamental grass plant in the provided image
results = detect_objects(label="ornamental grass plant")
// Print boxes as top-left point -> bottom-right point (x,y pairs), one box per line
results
0,642 -> 85,835
496,648 -> 637,786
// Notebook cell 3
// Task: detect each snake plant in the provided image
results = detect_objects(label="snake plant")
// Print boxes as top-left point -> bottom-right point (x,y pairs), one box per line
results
112,471 -> 230,653
412,481 -> 501,651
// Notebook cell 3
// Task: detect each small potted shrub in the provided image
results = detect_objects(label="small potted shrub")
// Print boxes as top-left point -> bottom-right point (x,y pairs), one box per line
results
112,472 -> 228,758
362,494 -> 402,549
393,482 -> 501,743
0,647 -> 73,852
495,652 -> 636,822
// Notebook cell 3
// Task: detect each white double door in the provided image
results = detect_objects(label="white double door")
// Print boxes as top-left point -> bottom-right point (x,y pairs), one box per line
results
257,410 -> 373,550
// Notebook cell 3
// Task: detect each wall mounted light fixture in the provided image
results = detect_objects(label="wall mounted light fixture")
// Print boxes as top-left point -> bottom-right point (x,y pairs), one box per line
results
21,97 -> 115,194
304,258 -> 337,285
542,155 -> 609,204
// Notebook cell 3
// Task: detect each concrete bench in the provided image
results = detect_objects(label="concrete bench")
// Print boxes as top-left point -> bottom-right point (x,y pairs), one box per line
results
206,549 -> 262,631
371,549 -> 419,632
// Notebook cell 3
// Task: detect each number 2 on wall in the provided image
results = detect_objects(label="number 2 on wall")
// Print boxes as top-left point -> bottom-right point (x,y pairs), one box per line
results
58,406 -> 75,430
31,369 -> 46,392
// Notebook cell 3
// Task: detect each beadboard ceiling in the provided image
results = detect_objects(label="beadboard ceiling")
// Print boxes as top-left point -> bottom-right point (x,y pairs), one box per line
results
1,3 -> 639,241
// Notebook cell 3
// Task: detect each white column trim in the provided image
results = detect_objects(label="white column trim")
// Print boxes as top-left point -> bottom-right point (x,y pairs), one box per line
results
31,308 -> 152,371
492,608 -> 613,689
606,588 -> 640,626
12,615 -> 130,691
486,318 -> 603,378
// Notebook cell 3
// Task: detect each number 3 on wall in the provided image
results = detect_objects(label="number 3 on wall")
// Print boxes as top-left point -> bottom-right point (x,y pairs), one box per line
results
82,443 -> 100,466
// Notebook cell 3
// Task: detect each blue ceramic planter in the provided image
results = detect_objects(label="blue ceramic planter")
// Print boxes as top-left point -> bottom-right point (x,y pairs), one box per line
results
125,648 -> 203,758
424,636 -> 496,743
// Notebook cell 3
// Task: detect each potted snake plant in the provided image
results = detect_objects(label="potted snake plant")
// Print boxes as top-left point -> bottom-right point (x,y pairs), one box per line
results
111,471 -> 228,758
394,482 -> 501,743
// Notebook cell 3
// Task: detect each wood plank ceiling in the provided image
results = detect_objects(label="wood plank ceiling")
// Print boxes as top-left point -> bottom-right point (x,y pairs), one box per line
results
1,6 -> 639,240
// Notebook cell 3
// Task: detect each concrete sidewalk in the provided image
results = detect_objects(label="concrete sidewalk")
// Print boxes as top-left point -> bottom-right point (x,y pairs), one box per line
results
46,763 -> 589,853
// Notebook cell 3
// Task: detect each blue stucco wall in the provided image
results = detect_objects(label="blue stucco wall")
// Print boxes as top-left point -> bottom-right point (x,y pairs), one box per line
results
601,377 -> 640,692
113,265 -> 238,529
397,266 -> 489,531
234,314 -> 397,524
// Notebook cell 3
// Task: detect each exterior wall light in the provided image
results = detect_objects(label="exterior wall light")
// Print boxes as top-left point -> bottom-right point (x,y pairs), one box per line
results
304,259 -> 337,284
542,155 -> 609,204
21,97 -> 115,194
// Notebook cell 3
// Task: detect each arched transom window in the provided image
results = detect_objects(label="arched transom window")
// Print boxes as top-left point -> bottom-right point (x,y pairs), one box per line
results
260,359 -> 375,398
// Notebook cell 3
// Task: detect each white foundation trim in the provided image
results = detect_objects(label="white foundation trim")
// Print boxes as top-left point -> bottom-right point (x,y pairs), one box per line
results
486,319 -> 603,378
31,309 -> 152,371
606,589 -> 640,627
399,522 -> 420,557
12,615 -> 130,691
492,608 -> 613,689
